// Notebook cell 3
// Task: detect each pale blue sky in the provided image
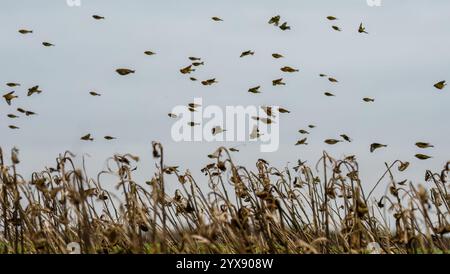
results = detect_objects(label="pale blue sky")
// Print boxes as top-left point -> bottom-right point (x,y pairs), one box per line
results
1,0 -> 449,197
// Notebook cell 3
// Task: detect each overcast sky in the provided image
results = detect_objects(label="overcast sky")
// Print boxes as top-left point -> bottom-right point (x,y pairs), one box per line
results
1,0 -> 449,197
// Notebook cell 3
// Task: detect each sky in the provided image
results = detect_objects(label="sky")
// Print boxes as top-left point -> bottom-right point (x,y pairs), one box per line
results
1,0 -> 449,198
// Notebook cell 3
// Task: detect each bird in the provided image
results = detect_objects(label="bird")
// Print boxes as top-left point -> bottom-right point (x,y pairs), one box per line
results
415,142 -> 434,149
358,23 -> 368,34
279,22 -> 291,31
212,126 -> 226,135
92,15 -> 105,20
308,125 -> 316,129
332,26 -> 342,32
324,92 -> 335,97
211,17 -> 223,22
17,108 -> 26,113
280,66 -> 299,73
188,103 -> 201,109
324,139 -> 342,145
189,57 -> 201,61
25,111 -> 37,116
18,29 -> 33,34
319,74 -> 327,77
340,134 -> 352,142
190,77 -> 197,81
278,107 -> 290,113
168,113 -> 178,118
363,97 -> 375,102
298,129 -> 309,135
268,15 -> 281,26
180,65 -> 195,74
9,125 -> 20,130
104,136 -> 116,140
81,134 -> 94,141
415,154 -> 432,160
192,62 -> 204,67
89,91 -> 101,96
6,83 -> 20,87
7,114 -> 19,119
327,16 -> 338,21
144,51 -> 156,56
240,50 -> 254,58
27,86 -> 42,96
3,91 -> 18,105
434,81 -> 447,90
188,122 -> 200,127
272,78 -> 286,86
42,42 -> 55,47
328,77 -> 339,83
116,68 -> 135,75
248,86 -> 261,94
295,138 -> 308,146
250,125 -> 261,139
272,53 -> 284,59
201,78 -> 218,86
370,143 -> 387,153
252,116 -> 274,124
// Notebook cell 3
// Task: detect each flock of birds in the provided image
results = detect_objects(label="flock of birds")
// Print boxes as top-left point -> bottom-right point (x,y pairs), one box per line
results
2,13 -> 448,162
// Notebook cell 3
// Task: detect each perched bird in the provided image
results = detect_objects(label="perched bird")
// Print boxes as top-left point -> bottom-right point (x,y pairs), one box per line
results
116,68 -> 135,75
327,16 -> 338,21
7,114 -> 19,119
9,125 -> 20,130
212,126 -> 226,135
240,50 -> 254,58
42,42 -> 55,47
370,143 -> 387,153
295,138 -> 308,146
211,17 -> 223,22
434,81 -> 447,90
272,53 -> 284,59
81,134 -> 94,141
144,51 -> 156,56
92,15 -> 105,20
18,29 -> 33,34
89,91 -> 101,96
415,154 -> 432,160
168,113 -> 178,118
298,129 -> 309,135
280,66 -> 299,73
268,15 -> 281,26
340,134 -> 352,142
3,91 -> 18,105
324,139 -> 342,145
272,78 -> 286,86
279,22 -> 291,31
248,86 -> 261,94
27,85 -> 42,96
180,65 -> 195,74
6,83 -> 20,87
201,78 -> 218,86
363,97 -> 375,102
104,136 -> 116,140
415,142 -> 434,149
358,23 -> 368,34
332,26 -> 342,32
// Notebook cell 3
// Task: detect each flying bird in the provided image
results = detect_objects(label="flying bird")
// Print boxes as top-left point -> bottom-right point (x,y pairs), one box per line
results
6,83 -> 20,87
415,142 -> 434,149
211,17 -> 223,22
272,53 -> 284,59
332,26 -> 342,32
104,136 -> 116,140
42,42 -> 55,47
298,129 -> 309,135
272,78 -> 286,86
434,81 -> 447,90
3,91 -> 18,105
248,86 -> 261,94
81,134 -> 94,141
18,29 -> 33,34
295,138 -> 308,146
7,114 -> 19,119
279,22 -> 291,31
340,134 -> 352,142
327,16 -> 338,21
358,23 -> 368,34
180,65 -> 195,74
324,92 -> 335,97
89,91 -> 101,96
363,97 -> 375,102
280,66 -> 299,73
201,78 -> 218,86
27,85 -> 42,96
370,143 -> 387,153
144,51 -> 156,56
415,154 -> 432,160
116,68 -> 135,76
212,126 -> 226,135
240,50 -> 254,58
324,139 -> 342,145
268,15 -> 281,26
92,15 -> 105,20
9,125 -> 20,130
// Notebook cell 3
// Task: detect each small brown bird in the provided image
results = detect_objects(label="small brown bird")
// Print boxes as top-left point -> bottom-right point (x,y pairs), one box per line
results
308,125 -> 316,129
299,129 -> 309,134
6,83 -> 20,87
9,125 -> 20,130
363,97 -> 375,102
268,15 -> 281,26
272,53 -> 284,59
211,17 -> 223,22
248,86 -> 261,94
358,23 -> 368,34
280,66 -> 299,73
189,57 -> 201,61
415,142 -> 434,149
81,134 -> 94,141
278,107 -> 290,113
332,26 -> 342,32
327,16 -> 338,21
328,77 -> 339,83
190,77 -> 197,81
272,78 -> 286,86
89,91 -> 101,96
250,125 -> 261,139
229,147 -> 240,152
212,126 -> 226,135
144,51 -> 156,56
93,15 -> 105,20
18,29 -> 33,34
116,68 -> 135,75
295,138 -> 308,146
324,92 -> 335,97
42,42 -> 55,47
25,111 -> 37,116
180,65 -> 195,74
415,154 -> 432,160
201,78 -> 218,86
434,81 -> 447,90
240,50 -> 254,58
324,139 -> 342,145
3,91 -> 18,105
27,85 -> 42,96
7,114 -> 19,119
370,143 -> 387,153
279,22 -> 291,31
340,134 -> 352,142
17,108 -> 26,113
192,61 -> 204,66
104,136 -> 116,140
